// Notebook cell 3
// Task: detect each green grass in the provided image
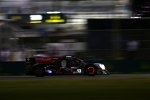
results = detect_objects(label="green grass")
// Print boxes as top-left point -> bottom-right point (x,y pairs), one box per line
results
0,77 -> 150,100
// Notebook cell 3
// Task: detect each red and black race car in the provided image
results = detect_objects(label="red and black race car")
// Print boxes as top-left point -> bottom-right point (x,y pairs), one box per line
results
25,55 -> 110,77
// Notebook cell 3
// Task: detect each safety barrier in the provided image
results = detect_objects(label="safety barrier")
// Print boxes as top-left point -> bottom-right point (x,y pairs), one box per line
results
0,62 -> 26,75
0,60 -> 150,75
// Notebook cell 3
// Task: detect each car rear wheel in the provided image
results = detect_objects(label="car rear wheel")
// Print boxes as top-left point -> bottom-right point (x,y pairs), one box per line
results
86,66 -> 97,76
34,67 -> 45,77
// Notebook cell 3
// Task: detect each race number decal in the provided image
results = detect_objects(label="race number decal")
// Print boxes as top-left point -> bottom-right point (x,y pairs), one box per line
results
77,69 -> 82,73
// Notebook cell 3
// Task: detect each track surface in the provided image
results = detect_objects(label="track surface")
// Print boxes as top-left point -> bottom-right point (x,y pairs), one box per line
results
0,74 -> 150,80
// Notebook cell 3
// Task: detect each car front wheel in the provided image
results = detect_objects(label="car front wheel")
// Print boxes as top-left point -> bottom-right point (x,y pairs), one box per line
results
34,67 -> 45,77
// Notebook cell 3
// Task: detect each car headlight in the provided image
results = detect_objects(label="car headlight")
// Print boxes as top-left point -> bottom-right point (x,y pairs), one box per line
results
47,70 -> 52,74
99,64 -> 106,70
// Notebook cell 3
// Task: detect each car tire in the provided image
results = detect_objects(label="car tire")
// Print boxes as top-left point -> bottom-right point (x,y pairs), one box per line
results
86,66 -> 97,76
34,67 -> 45,77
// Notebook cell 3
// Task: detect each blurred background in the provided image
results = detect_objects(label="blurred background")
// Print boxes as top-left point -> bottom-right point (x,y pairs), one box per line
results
0,0 -> 150,61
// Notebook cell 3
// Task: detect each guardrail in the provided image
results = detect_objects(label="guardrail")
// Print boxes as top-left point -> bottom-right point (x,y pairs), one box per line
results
0,61 -> 26,75
0,60 -> 150,75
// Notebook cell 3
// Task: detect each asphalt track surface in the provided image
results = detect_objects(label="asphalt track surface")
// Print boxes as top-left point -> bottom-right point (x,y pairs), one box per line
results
0,74 -> 150,80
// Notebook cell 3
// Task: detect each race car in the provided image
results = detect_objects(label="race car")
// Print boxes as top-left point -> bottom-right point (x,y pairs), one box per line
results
25,55 -> 110,77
